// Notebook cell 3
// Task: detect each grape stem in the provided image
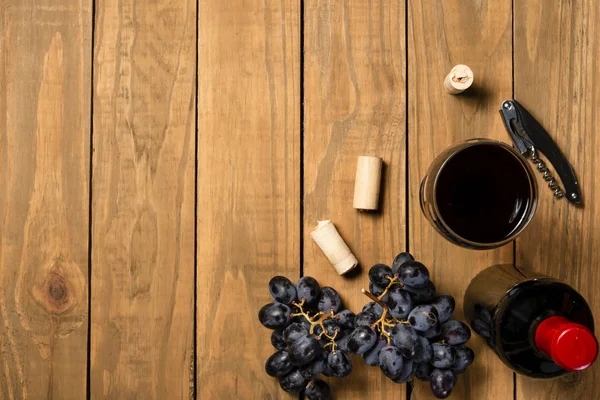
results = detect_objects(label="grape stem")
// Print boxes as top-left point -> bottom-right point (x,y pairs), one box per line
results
362,289 -> 394,343
361,288 -> 387,307
322,329 -> 339,352
361,288 -> 409,345
377,276 -> 403,301
290,301 -> 339,348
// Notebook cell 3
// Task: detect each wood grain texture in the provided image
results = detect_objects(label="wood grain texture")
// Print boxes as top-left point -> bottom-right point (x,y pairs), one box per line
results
408,1 -> 514,399
514,1 -> 600,399
90,0 -> 196,397
196,1 -> 300,398
0,1 -> 91,398
304,1 -> 406,398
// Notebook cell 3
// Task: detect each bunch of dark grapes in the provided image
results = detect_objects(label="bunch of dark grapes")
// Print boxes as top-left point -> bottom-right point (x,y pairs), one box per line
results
346,252 -> 475,399
259,276 -> 356,400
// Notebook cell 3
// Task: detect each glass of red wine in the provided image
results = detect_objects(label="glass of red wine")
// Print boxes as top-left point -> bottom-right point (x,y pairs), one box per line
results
420,139 -> 538,249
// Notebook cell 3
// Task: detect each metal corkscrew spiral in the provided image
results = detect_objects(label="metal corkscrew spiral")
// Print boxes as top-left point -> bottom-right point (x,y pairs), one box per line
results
530,148 -> 564,199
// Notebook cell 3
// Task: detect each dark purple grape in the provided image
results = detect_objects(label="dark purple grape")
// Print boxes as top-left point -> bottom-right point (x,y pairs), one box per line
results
441,320 -> 471,346
430,368 -> 457,399
299,358 -> 326,380
271,329 -> 287,350
392,358 -> 415,383
452,346 -> 474,374
379,345 -> 405,379
317,287 -> 342,314
269,276 -> 298,304
305,379 -> 331,400
431,343 -> 456,368
391,252 -> 415,275
369,264 -> 394,286
296,277 -> 321,304
335,331 -> 350,352
284,322 -> 309,344
321,362 -> 332,377
413,335 -> 432,363
420,323 -> 442,339
431,295 -> 455,324
336,309 -> 356,330
408,305 -> 439,331
391,324 -> 419,359
403,280 -> 436,304
362,302 -> 384,318
258,303 -> 292,329
320,319 -> 339,337
313,320 -> 334,337
279,368 -> 308,393
265,350 -> 294,377
347,326 -> 377,354
369,281 -> 387,297
397,261 -> 430,288
292,314 -> 312,329
288,334 -> 321,366
386,286 -> 414,319
415,362 -> 433,381
354,311 -> 378,327
327,351 -> 352,377
363,337 -> 387,366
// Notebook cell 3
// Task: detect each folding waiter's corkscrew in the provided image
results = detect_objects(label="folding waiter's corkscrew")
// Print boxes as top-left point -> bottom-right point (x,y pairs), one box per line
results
499,99 -> 581,204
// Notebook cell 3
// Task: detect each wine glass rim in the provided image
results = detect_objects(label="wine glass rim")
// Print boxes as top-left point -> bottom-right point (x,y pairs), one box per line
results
431,139 -> 539,249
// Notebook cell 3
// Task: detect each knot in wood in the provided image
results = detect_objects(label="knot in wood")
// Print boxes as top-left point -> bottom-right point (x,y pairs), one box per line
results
42,272 -> 71,314
31,258 -> 84,317
48,276 -> 67,301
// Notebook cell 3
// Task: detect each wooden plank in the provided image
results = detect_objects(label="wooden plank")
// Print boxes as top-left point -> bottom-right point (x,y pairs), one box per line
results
514,1 -> 600,399
0,1 -> 91,398
196,1 -> 300,398
304,1 -> 406,398
408,1 -> 514,399
89,0 -> 196,397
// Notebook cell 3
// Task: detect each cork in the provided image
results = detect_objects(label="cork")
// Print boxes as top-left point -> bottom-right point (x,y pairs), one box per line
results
444,64 -> 474,94
310,220 -> 358,275
353,156 -> 383,211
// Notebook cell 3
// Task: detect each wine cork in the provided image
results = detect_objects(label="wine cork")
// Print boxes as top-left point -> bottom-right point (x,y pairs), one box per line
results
310,220 -> 358,275
444,64 -> 474,94
353,156 -> 383,211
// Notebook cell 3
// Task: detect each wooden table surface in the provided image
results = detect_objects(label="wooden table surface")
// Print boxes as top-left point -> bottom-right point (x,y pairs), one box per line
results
1,1 -> 599,399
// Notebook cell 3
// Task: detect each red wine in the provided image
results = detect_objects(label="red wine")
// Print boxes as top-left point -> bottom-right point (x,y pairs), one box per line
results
435,143 -> 533,244
464,265 -> 597,377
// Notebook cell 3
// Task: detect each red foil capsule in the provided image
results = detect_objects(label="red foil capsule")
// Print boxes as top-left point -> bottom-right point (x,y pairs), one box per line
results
535,316 -> 598,371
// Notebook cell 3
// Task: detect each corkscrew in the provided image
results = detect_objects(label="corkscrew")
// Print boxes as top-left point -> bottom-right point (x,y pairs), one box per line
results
499,99 -> 581,204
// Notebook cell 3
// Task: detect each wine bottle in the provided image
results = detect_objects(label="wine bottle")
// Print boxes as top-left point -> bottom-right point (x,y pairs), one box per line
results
464,264 -> 597,377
